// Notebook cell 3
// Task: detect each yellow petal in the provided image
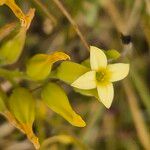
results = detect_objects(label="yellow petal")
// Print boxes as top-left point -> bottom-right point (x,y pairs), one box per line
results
90,46 -> 107,71
107,63 -> 129,82
97,83 -> 114,108
71,71 -> 96,89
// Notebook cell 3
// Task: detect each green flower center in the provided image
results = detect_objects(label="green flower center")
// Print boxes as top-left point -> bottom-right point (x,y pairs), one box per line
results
96,71 -> 106,82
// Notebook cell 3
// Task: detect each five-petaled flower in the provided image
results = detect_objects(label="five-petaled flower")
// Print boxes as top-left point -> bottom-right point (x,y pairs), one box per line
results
71,46 -> 130,108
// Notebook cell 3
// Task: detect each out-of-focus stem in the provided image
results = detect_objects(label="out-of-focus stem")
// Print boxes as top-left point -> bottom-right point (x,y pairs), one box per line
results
100,0 -> 142,35
2,111 -> 40,149
82,103 -> 104,145
4,0 -> 26,25
32,0 -> 56,25
123,80 -> 150,150
103,113 -> 116,150
126,0 -> 142,33
2,0 -> 35,29
100,0 -> 126,34
22,124 -> 40,150
52,0 -> 89,51
41,135 -> 87,150
130,68 -> 150,115
3,110 -> 25,133
0,22 -> 17,41
145,0 -> 150,16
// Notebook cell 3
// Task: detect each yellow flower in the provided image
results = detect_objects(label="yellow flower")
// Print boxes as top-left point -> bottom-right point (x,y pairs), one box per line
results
71,46 -> 129,108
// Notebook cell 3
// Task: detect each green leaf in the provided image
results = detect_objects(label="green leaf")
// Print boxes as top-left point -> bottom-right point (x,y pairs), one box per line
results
9,87 -> 35,124
0,27 -> 26,65
51,61 -> 99,99
105,49 -> 120,60
41,82 -> 86,127
51,61 -> 90,84
81,59 -> 90,68
26,52 -> 70,81
74,88 -> 98,99
0,89 -> 7,113
0,68 -> 26,83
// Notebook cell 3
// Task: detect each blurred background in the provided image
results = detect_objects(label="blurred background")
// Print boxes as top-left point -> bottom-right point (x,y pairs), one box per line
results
0,0 -> 150,149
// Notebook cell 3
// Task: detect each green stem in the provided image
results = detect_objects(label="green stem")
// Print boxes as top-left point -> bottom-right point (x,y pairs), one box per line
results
31,0 -> 56,25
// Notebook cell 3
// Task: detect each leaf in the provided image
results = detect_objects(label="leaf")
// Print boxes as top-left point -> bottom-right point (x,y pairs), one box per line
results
26,52 -> 70,81
2,1 -> 35,29
74,88 -> 99,99
105,49 -> 121,60
2,0 -> 25,20
7,87 -> 40,149
9,87 -> 35,124
0,88 -> 7,113
0,8 -> 35,66
50,61 -> 90,84
41,82 -> 86,127
81,50 -> 120,67
0,27 -> 26,65
51,61 -> 99,99
0,68 -> 26,82
81,59 -> 90,68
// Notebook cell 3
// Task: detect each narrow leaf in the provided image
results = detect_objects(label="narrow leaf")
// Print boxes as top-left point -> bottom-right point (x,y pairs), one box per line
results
41,82 -> 86,127
74,88 -> 99,99
51,61 -> 99,99
51,61 -> 89,84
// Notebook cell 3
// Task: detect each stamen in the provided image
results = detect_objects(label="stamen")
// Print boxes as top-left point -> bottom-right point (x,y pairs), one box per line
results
96,72 -> 105,82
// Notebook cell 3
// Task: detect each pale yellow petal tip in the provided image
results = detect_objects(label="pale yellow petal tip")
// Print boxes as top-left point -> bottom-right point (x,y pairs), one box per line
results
97,98 -> 112,109
90,46 -> 104,53
90,46 -> 98,53
120,63 -> 130,79
72,114 -> 86,127
103,103 -> 112,109
90,45 -> 98,50
100,97 -> 113,109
